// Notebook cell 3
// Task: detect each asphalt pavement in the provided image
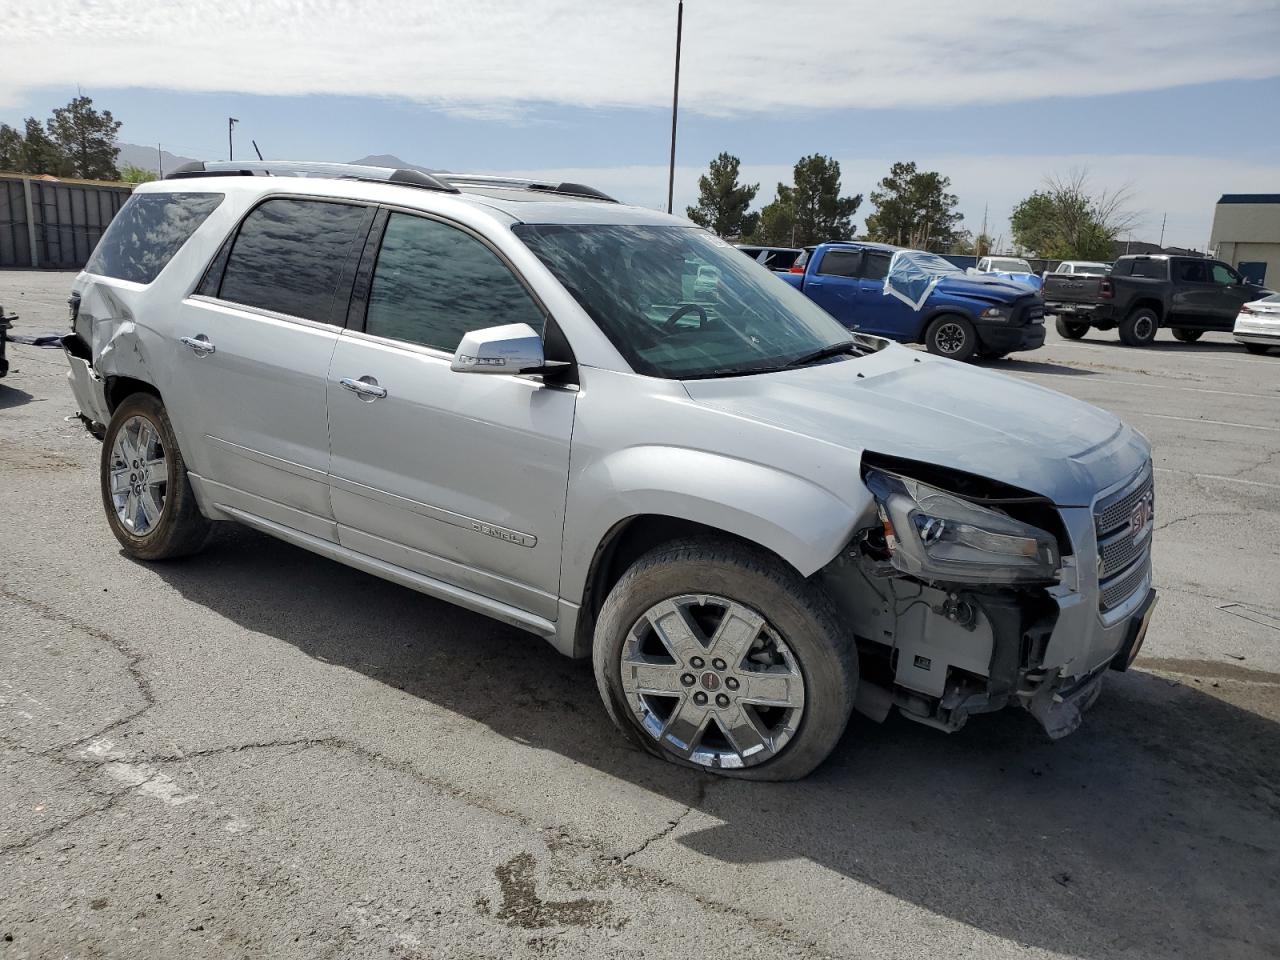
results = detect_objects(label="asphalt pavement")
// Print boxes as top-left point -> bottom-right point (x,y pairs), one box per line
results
1,269 -> 1277,960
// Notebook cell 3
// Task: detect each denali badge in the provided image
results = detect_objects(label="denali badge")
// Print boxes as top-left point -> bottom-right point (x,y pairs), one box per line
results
469,520 -> 537,548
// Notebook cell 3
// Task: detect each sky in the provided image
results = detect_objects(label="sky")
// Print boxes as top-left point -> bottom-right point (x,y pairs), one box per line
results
4,0 -> 1279,250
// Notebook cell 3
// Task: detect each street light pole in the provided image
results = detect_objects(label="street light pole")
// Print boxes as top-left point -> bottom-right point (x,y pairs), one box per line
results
666,0 -> 683,214
228,118 -> 239,161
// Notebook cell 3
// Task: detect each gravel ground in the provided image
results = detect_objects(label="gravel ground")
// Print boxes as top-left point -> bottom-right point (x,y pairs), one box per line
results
1,269 -> 1277,960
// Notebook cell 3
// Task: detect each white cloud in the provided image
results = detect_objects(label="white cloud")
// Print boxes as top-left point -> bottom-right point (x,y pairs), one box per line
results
493,153 -> 1278,251
3,0 -> 1277,112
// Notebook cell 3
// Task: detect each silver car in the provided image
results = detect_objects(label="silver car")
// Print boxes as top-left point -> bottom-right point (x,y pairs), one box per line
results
62,161 -> 1158,780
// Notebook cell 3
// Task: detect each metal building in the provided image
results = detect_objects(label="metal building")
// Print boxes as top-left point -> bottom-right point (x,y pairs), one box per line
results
1210,194 -> 1280,286
0,174 -> 132,270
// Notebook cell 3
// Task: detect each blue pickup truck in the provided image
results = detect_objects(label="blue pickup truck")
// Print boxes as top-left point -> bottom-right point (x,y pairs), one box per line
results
779,241 -> 1045,361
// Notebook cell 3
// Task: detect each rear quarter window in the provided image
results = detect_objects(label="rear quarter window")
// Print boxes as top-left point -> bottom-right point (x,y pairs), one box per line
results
85,192 -> 223,284
1129,259 -> 1167,280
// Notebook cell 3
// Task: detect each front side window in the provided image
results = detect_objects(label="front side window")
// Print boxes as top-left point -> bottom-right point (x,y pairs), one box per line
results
513,223 -> 855,379
860,252 -> 891,281
365,213 -> 544,352
86,191 -> 223,284
1210,263 -> 1241,285
218,198 -> 368,324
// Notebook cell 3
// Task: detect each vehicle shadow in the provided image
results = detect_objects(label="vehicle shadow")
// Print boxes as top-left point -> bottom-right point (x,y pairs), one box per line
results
1068,334 -> 1254,356
150,525 -> 1280,959
0,384 -> 34,409
978,357 -> 1094,377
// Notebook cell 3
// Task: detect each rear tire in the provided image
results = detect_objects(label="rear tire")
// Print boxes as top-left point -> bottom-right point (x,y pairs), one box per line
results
924,315 -> 978,362
1055,318 -> 1089,339
100,392 -> 212,561
1119,307 -> 1159,347
593,538 -> 857,781
1244,343 -> 1272,355
1172,328 -> 1203,343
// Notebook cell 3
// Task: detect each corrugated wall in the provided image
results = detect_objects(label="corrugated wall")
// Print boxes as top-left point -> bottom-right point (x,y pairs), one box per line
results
0,175 -> 132,269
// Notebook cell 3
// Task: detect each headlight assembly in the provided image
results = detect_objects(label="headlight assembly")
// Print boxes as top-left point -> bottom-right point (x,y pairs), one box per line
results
979,306 -> 1009,320
864,468 -> 1060,584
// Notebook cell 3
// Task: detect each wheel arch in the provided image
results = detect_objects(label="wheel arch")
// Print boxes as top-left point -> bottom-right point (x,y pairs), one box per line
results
1127,298 -> 1164,323
104,375 -> 162,413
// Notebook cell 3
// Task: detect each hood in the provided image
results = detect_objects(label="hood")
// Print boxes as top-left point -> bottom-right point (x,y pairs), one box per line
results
935,273 -> 1037,302
682,345 -> 1149,506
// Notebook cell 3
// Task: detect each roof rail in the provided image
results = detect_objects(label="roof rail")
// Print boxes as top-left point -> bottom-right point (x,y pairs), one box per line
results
164,160 -> 460,194
439,174 -> 618,203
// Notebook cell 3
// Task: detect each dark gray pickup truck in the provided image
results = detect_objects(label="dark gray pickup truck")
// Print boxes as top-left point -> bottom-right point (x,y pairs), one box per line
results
1045,254 -> 1270,346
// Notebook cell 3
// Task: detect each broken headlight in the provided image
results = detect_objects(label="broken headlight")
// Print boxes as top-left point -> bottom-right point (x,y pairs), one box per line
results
864,468 -> 1060,584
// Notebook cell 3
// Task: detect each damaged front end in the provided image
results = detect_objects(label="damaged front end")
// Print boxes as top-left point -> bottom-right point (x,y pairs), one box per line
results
821,453 -> 1144,740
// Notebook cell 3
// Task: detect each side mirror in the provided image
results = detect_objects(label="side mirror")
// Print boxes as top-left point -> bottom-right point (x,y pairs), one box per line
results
451,323 -> 544,375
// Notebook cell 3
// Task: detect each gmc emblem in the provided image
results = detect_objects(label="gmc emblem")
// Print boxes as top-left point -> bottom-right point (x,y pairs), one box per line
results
1129,494 -> 1154,543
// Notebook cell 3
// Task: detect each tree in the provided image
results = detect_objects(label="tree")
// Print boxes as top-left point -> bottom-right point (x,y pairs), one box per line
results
751,154 -> 861,247
119,164 -> 158,184
46,96 -> 121,180
953,232 -> 994,257
1010,170 -> 1138,260
863,161 -> 965,251
686,153 -> 759,239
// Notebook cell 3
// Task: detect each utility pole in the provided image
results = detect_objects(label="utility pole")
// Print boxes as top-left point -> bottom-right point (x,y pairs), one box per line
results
1158,212 -> 1167,249
252,140 -> 264,161
156,143 -> 163,178
978,202 -> 989,256
228,118 -> 239,161
666,0 -> 683,214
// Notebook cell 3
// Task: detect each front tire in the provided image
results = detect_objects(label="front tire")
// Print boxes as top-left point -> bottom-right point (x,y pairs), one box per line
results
593,538 -> 857,781
101,392 -> 212,560
1172,328 -> 1203,343
924,315 -> 978,361
1055,318 -> 1090,339
1243,343 -> 1272,355
1119,307 -> 1159,346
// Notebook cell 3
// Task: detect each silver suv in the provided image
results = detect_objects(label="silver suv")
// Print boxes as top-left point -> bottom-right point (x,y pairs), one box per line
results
62,161 -> 1158,780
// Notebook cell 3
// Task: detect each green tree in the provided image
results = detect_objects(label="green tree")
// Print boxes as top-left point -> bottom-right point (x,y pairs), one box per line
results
751,154 -> 861,247
46,96 -> 122,180
953,231 -> 993,257
1010,170 -> 1136,260
119,163 -> 158,184
863,161 -> 965,251
686,152 -> 759,239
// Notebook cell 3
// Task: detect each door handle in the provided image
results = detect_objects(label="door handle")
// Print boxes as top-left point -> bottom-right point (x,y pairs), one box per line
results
179,335 -> 215,356
340,376 -> 388,401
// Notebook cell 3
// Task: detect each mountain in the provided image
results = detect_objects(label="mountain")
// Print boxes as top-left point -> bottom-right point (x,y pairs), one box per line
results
115,143 -> 198,175
349,154 -> 447,174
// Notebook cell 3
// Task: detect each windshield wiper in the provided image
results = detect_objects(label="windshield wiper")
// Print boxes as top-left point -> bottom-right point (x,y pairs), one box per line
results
779,340 -> 860,369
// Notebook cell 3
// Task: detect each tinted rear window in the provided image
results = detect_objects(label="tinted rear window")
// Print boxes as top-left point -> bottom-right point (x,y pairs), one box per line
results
1129,259 -> 1167,279
817,250 -> 860,278
217,198 -> 368,323
85,192 -> 223,284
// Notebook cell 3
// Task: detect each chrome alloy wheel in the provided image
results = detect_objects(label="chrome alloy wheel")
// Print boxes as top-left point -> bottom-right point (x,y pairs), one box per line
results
935,321 -> 967,355
619,594 -> 806,769
108,415 -> 168,536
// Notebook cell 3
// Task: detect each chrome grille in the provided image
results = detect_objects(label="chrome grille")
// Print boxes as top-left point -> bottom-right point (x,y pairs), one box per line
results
1094,466 -> 1154,612
1100,557 -> 1151,611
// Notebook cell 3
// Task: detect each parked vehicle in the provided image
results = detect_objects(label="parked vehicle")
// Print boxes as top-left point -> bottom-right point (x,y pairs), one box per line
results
781,241 -> 1045,361
1048,261 -> 1110,277
1233,294 -> 1280,355
63,161 -> 1157,780
1045,254 -> 1272,345
974,256 -> 1042,290
0,305 -> 12,379
736,244 -> 804,271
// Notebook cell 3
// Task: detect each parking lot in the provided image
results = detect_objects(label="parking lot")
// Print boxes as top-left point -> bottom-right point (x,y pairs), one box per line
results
1,268 -> 1277,959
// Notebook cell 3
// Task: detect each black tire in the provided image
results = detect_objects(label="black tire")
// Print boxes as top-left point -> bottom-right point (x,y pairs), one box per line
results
1119,307 -> 1160,346
924,314 -> 979,362
593,538 -> 857,781
100,392 -> 212,560
1243,343 -> 1271,356
1172,328 -> 1203,343
1055,318 -> 1090,339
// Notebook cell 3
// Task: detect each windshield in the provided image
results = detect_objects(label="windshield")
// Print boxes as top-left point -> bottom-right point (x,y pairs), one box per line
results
513,224 -> 857,379
988,258 -> 1032,272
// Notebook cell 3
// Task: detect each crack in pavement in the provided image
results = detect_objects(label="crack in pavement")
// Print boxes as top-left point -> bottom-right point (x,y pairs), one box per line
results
0,585 -> 158,756
0,785 -> 134,857
620,774 -> 713,862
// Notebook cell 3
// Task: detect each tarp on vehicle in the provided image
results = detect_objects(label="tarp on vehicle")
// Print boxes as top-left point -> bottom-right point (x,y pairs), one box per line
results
883,250 -> 966,310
